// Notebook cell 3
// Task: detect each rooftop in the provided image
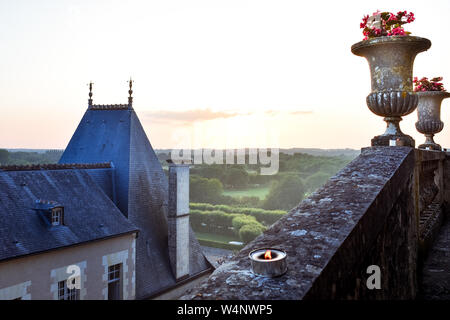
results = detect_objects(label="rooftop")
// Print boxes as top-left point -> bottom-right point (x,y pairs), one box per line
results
0,162 -> 112,171
0,168 -> 138,262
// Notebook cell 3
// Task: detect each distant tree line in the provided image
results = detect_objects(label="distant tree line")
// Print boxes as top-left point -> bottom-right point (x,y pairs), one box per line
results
0,149 -> 63,166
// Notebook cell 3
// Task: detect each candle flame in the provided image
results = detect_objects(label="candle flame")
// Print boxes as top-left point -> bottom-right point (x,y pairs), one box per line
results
264,250 -> 272,260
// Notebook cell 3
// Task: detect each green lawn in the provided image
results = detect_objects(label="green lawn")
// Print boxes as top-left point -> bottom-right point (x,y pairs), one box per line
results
222,186 -> 270,200
195,231 -> 244,250
195,232 -> 240,243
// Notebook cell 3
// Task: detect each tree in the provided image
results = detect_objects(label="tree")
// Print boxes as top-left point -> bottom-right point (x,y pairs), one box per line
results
202,165 -> 226,181
224,167 -> 249,189
262,175 -> 306,210
190,176 -> 224,203
304,171 -> 331,192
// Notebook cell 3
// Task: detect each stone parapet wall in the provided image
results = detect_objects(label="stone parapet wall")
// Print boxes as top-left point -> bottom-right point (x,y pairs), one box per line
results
443,153 -> 450,214
182,147 -> 420,300
415,150 -> 446,257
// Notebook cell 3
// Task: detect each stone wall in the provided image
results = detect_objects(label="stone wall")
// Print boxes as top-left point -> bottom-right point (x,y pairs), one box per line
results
182,147 -> 422,300
0,233 -> 136,300
416,150 -> 446,257
443,153 -> 450,213
417,151 -> 450,300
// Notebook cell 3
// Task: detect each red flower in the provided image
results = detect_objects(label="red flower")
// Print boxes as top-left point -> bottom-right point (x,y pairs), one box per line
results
388,27 -> 406,36
406,12 -> 415,23
360,10 -> 414,40
387,13 -> 396,22
414,76 -> 446,92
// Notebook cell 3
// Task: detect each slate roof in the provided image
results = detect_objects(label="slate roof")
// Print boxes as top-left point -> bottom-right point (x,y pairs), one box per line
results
59,109 -> 132,216
59,107 -> 212,298
0,168 -> 138,262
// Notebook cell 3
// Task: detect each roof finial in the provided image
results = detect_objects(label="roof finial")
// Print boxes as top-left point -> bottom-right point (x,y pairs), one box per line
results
128,77 -> 134,105
88,81 -> 93,107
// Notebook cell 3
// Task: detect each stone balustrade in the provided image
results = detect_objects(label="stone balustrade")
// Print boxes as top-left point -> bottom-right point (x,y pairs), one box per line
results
181,146 -> 450,300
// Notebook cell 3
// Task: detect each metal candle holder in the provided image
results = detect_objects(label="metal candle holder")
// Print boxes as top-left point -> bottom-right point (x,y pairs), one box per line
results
249,248 -> 287,277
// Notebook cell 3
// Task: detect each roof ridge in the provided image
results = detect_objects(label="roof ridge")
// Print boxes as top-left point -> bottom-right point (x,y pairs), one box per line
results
90,104 -> 131,110
0,162 -> 112,171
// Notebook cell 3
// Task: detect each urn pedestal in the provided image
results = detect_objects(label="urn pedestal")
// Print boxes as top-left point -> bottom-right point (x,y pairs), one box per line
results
351,36 -> 431,147
415,91 -> 450,151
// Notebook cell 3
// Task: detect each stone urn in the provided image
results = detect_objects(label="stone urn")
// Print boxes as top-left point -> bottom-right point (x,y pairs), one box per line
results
415,91 -> 450,151
351,36 -> 431,147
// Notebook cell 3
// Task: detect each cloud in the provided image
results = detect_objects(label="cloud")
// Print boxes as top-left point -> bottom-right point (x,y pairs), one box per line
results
264,109 -> 313,116
142,108 -> 313,125
287,110 -> 314,115
142,108 -> 250,125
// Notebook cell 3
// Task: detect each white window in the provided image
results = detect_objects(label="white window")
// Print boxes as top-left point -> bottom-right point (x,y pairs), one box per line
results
58,280 -> 80,300
50,262 -> 86,300
107,264 -> 122,300
51,208 -> 63,226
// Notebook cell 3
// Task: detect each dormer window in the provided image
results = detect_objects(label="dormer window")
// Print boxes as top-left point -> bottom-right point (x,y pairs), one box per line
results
33,200 -> 64,226
51,208 -> 64,226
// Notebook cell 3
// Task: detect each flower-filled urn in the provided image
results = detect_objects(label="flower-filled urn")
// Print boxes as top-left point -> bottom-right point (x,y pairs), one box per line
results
414,77 -> 450,150
351,11 -> 431,147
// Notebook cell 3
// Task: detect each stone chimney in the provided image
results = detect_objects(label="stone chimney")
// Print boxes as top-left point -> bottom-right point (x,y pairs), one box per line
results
168,164 -> 190,281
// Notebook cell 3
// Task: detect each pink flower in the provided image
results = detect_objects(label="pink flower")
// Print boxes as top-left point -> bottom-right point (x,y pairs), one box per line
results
387,13 -> 397,22
406,12 -> 415,23
414,76 -> 446,92
390,27 -> 406,35
360,10 -> 414,40
360,15 -> 369,29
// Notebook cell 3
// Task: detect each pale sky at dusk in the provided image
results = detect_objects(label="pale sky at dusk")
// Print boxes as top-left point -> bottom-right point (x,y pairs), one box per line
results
1,0 -> 450,150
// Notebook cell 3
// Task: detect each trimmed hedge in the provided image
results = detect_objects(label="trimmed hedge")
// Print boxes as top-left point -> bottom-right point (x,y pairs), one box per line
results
190,203 -> 216,211
190,210 -> 243,237
231,215 -> 258,231
190,203 -> 286,225
191,224 -> 236,237
190,207 -> 267,243
190,209 -> 238,226
239,224 -> 264,244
